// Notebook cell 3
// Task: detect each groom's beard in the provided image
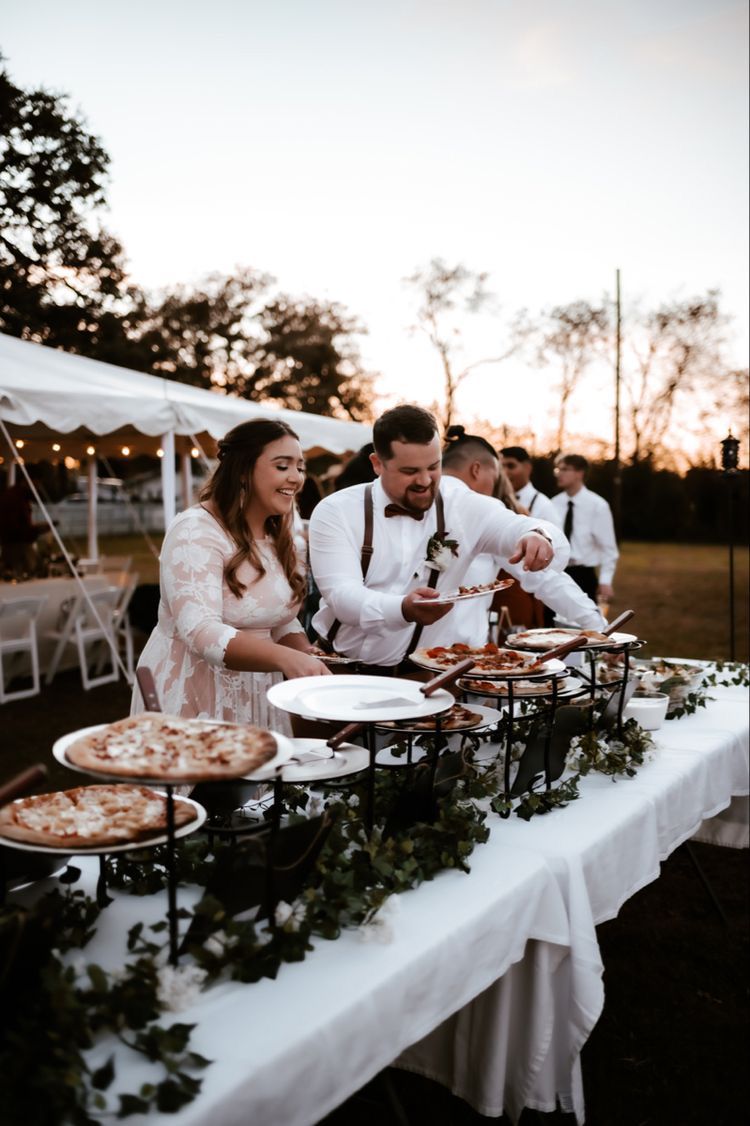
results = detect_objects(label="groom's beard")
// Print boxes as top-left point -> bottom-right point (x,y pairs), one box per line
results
401,481 -> 438,513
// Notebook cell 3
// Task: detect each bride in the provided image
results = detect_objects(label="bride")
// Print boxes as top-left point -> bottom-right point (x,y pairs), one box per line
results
132,418 -> 330,732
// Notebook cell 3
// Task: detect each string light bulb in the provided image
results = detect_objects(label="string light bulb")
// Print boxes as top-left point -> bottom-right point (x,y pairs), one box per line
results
191,447 -> 200,458
121,446 -> 130,457
52,443 -> 61,452
156,448 -> 164,458
86,446 -> 96,456
15,440 -> 24,449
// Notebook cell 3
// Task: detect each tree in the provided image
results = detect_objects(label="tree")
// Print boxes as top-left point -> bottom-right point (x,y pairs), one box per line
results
404,258 -> 526,432
123,269 -> 272,390
623,292 -> 730,463
0,60 -> 130,353
126,273 -> 376,420
248,295 -> 375,420
534,300 -> 610,452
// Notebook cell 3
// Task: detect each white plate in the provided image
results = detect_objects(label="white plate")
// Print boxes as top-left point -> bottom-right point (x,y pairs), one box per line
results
0,795 -> 206,855
277,740 -> 370,783
458,675 -> 585,699
510,628 -> 639,651
413,578 -> 514,606
266,675 -> 455,723
410,649 -> 567,680
52,724 -> 295,785
375,702 -> 503,734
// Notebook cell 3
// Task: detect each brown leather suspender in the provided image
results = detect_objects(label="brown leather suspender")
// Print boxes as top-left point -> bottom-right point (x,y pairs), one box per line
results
324,485 -> 445,667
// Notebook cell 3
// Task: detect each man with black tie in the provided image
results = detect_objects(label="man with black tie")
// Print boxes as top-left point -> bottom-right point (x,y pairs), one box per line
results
550,453 -> 619,605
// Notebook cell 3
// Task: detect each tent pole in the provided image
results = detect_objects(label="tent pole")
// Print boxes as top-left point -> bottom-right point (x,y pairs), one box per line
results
180,451 -> 193,511
161,431 -> 176,530
87,456 -> 98,561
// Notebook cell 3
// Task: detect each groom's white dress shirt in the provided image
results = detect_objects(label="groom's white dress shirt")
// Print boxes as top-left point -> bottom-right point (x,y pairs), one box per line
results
308,475 -> 567,666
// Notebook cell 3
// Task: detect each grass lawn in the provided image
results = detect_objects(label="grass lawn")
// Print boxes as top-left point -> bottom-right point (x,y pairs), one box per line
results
98,534 -> 749,663
612,541 -> 749,661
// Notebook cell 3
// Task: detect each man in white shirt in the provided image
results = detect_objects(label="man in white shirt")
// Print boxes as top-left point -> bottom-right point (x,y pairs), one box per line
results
550,453 -> 619,604
441,435 -> 605,644
308,405 -> 566,672
500,446 -> 558,524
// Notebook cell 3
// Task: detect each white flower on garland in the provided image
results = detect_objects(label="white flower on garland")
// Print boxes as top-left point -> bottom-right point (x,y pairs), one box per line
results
307,793 -> 326,818
425,530 -> 459,573
348,793 -> 360,809
357,896 -> 400,945
156,964 -> 207,1012
274,899 -> 307,932
203,929 -> 237,958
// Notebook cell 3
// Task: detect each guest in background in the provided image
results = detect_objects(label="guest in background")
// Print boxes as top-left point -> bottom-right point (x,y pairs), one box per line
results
132,418 -> 329,732
551,453 -> 619,606
441,430 -> 604,643
334,443 -> 377,490
0,480 -> 46,576
500,446 -> 558,523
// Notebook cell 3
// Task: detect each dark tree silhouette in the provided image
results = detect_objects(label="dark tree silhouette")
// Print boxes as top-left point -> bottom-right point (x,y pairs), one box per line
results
0,60 -> 130,354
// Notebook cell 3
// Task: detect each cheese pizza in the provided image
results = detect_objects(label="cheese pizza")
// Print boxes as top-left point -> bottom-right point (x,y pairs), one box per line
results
0,784 -> 198,849
411,643 -> 536,677
65,713 -> 278,781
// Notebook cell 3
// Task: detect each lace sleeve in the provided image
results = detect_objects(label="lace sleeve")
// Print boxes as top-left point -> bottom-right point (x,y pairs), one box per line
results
160,512 -> 238,668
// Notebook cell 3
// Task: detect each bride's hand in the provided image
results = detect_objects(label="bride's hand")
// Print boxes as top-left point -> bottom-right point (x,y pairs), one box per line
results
279,650 -> 332,679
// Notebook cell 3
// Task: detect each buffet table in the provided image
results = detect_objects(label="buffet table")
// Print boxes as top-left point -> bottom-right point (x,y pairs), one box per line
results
8,682 -> 749,1125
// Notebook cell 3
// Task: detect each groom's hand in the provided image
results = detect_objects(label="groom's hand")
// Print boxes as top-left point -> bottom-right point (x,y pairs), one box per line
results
402,587 -> 453,625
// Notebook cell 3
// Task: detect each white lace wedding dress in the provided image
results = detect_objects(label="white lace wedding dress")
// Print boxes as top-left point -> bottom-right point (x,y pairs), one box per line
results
132,506 -> 304,734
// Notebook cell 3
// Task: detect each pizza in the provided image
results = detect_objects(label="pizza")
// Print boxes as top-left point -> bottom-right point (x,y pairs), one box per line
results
412,642 -> 537,676
461,678 -> 554,697
379,703 -> 485,731
65,713 -> 278,781
0,784 -> 198,849
510,628 -> 609,650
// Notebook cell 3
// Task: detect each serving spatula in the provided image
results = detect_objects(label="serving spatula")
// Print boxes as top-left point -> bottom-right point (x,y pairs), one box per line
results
350,658 -> 476,711
602,609 -> 635,636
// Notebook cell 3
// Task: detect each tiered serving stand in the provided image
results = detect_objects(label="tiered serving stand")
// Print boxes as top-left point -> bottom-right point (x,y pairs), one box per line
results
267,674 -> 458,831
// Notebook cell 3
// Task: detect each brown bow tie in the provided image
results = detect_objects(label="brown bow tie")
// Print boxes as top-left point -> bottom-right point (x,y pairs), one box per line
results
384,503 -> 424,521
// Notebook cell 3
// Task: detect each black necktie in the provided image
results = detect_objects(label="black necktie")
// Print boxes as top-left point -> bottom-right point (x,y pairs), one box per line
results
384,503 -> 424,521
563,500 -> 574,540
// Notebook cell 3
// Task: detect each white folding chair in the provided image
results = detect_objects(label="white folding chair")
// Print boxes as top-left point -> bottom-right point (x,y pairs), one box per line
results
74,587 -> 122,690
99,573 -> 139,682
0,596 -> 48,704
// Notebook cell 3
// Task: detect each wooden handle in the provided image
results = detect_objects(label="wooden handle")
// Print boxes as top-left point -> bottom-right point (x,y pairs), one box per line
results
421,658 -> 476,696
526,635 -> 587,671
0,764 -> 47,807
136,667 -> 162,712
603,609 -> 635,636
327,721 -> 366,750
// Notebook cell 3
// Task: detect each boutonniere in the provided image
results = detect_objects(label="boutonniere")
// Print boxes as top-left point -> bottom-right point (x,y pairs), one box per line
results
425,530 -> 459,572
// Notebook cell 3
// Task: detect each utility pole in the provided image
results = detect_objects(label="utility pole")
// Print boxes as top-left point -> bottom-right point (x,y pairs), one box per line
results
613,268 -> 622,538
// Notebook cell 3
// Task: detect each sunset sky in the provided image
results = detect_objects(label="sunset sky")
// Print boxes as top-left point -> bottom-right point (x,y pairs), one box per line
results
3,0 -> 748,452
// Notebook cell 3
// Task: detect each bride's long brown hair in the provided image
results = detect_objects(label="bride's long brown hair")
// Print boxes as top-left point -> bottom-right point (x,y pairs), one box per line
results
200,419 -> 306,605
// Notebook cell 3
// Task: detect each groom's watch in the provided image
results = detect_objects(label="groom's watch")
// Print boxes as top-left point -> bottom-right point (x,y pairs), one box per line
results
531,527 -> 553,546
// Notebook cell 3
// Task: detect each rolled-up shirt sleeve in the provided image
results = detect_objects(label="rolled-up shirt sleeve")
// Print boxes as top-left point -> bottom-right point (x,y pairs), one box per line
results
160,516 -> 238,668
308,497 -> 407,630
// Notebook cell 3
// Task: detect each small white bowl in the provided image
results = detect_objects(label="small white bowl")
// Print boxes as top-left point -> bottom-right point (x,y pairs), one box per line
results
624,693 -> 669,731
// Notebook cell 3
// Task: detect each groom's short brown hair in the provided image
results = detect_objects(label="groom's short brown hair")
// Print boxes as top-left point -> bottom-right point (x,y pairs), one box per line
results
373,404 -> 439,460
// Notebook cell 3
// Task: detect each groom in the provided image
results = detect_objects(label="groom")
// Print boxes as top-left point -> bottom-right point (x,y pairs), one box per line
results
308,404 -> 567,673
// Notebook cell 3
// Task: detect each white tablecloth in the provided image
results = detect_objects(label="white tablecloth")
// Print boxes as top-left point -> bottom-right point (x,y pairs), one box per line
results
399,683 -> 749,1120
9,681 -> 748,1125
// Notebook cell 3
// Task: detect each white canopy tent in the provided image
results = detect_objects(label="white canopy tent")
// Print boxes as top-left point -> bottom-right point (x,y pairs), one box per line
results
0,332 -> 371,556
